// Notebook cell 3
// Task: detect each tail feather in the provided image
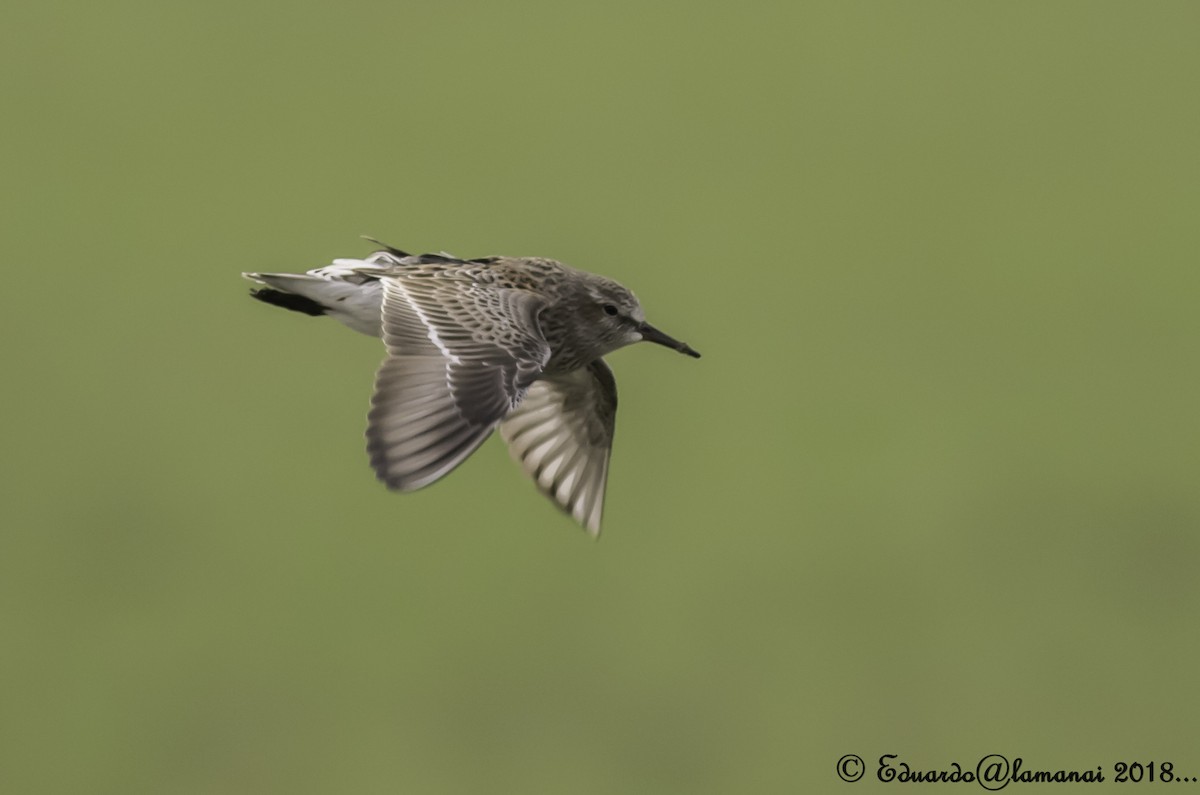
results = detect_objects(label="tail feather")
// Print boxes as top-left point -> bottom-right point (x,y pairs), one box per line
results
243,270 -> 383,337
250,288 -> 326,317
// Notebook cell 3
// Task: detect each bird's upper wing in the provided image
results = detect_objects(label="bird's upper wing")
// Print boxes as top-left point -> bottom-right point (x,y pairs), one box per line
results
367,273 -> 550,491
499,359 -> 618,536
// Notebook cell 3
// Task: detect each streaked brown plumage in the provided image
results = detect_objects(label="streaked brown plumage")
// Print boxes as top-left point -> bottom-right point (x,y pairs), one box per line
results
244,241 -> 699,535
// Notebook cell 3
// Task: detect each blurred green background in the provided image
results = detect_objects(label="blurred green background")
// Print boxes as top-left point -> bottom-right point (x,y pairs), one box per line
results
3,1 -> 1199,791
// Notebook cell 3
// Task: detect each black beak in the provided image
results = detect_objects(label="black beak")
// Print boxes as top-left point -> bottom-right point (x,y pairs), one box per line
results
639,322 -> 701,359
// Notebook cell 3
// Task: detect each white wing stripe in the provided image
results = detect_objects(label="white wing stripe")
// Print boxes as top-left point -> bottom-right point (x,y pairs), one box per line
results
385,279 -> 462,365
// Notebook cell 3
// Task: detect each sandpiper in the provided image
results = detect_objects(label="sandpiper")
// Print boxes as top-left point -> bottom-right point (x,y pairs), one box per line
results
244,240 -> 700,535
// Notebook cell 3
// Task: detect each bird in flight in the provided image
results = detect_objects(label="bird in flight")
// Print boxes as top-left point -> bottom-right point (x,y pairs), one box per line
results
244,240 -> 700,536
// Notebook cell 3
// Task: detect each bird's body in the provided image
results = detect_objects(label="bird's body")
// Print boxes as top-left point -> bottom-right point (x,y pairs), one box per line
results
245,242 -> 699,535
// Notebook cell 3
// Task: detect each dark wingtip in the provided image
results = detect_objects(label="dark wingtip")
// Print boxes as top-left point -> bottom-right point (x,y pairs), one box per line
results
360,235 -> 411,258
250,288 -> 327,317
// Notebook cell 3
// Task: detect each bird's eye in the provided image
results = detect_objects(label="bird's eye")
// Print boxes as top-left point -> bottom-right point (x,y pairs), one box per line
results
603,304 -> 619,316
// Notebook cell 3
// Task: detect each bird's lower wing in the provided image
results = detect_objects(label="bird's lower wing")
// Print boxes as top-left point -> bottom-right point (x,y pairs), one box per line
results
499,360 -> 618,535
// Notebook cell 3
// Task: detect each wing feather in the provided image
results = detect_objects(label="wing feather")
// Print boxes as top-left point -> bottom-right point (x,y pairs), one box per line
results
366,275 -> 550,491
499,360 -> 618,535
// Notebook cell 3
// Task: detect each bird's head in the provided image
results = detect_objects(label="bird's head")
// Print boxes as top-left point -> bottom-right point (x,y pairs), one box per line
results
583,278 -> 701,360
